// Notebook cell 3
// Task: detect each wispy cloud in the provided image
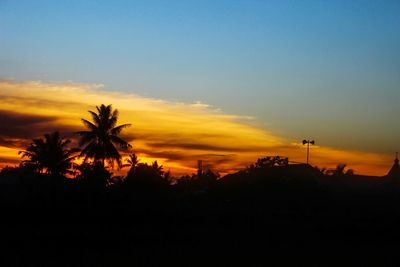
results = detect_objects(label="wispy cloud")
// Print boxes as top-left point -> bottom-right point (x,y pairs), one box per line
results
0,80 -> 393,176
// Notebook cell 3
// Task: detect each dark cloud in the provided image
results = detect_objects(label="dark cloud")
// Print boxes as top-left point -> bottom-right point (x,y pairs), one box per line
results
122,132 -> 231,143
0,136 -> 30,149
0,110 -> 80,148
130,147 -> 239,171
131,149 -> 187,161
146,142 -> 265,153
129,132 -> 222,139
133,148 -> 235,162
0,109 -> 57,137
0,157 -> 20,164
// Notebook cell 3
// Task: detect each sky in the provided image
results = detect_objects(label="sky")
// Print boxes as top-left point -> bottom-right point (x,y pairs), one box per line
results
0,0 -> 399,176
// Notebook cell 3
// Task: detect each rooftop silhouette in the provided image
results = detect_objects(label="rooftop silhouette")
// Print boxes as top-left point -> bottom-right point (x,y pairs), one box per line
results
387,152 -> 400,178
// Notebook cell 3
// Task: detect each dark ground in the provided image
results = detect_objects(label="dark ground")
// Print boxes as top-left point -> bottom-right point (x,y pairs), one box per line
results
2,167 -> 400,266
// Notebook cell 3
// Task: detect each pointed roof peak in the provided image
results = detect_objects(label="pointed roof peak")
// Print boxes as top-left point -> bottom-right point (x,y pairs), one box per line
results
388,152 -> 400,178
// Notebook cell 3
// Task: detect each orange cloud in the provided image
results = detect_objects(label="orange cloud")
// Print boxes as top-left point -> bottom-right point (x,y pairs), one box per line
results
0,80 -> 394,176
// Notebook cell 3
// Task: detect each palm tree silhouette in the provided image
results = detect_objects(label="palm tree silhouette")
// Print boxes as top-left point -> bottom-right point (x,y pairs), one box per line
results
19,131 -> 78,177
124,153 -> 139,175
77,104 -> 131,168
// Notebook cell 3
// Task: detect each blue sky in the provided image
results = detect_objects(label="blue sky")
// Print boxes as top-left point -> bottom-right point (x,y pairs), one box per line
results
1,0 -> 399,154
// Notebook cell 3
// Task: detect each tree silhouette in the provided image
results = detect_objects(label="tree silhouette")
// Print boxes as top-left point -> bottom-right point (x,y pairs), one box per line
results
19,131 -> 78,177
176,169 -> 219,192
151,160 -> 164,176
327,163 -> 354,177
123,153 -> 139,176
245,156 -> 289,173
75,162 -> 112,188
77,104 -> 131,168
255,156 -> 289,168
124,162 -> 170,190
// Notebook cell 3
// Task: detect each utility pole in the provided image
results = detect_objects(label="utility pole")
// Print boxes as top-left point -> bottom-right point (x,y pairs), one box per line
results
302,139 -> 315,165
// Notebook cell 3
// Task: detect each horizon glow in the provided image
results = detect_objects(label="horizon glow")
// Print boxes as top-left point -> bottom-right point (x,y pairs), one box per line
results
0,1 -> 399,176
0,80 -> 394,176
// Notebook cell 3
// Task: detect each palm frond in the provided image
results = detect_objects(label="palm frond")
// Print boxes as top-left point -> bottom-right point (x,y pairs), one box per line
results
76,131 -> 96,146
88,110 -> 101,126
110,135 -> 131,148
111,123 -> 131,135
81,119 -> 98,131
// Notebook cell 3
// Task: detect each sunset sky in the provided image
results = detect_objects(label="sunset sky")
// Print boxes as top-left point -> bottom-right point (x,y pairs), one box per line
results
0,1 -> 399,176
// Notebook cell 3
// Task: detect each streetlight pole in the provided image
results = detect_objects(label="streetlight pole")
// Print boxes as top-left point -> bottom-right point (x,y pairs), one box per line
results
302,139 -> 315,165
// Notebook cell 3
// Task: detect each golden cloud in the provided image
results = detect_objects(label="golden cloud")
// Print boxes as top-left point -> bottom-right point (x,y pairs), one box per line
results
0,80 -> 394,176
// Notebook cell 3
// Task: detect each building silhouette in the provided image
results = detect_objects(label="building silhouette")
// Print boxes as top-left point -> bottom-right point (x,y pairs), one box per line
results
387,152 -> 400,179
